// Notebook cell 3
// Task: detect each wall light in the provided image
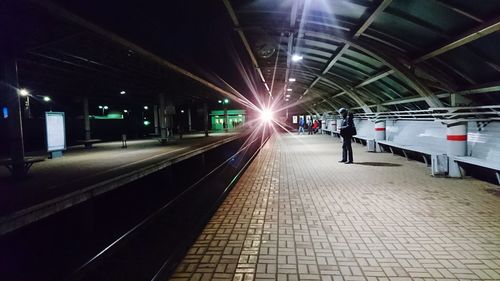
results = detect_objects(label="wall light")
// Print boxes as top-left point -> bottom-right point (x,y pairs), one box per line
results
43,96 -> 51,102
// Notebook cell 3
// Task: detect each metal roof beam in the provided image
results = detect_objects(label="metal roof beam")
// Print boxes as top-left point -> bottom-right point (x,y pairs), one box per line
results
414,16 -> 500,63
347,40 -> 444,107
223,0 -> 269,96
435,1 -> 483,23
353,0 -> 393,38
299,0 -> 391,112
355,69 -> 393,88
321,44 -> 350,75
350,81 -> 500,109
285,0 -> 302,86
454,81 -> 500,95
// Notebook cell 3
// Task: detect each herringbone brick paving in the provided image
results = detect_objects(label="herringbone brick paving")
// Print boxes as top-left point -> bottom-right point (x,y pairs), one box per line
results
170,134 -> 500,281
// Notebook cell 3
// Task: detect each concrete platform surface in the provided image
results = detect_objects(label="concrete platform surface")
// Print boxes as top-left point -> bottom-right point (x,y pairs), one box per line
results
171,134 -> 500,281
0,132 -> 240,234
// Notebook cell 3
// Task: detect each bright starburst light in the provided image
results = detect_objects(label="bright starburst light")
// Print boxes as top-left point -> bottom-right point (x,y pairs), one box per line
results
260,108 -> 273,123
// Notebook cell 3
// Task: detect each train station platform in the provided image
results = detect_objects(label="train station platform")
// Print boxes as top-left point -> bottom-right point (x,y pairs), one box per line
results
171,134 -> 500,281
0,132 -> 240,235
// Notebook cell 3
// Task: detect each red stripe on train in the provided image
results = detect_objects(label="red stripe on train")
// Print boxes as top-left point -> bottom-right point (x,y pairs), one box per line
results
375,128 -> 385,131
447,135 -> 467,141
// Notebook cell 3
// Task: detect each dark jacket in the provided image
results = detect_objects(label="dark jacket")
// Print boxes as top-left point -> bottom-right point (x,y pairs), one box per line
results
340,115 -> 355,138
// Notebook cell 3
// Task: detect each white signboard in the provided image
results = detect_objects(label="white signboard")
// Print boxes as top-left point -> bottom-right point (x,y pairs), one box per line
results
292,115 -> 298,124
45,112 -> 66,152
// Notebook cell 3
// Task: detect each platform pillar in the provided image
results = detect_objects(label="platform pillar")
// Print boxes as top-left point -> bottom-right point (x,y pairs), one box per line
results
83,96 -> 91,140
446,122 -> 467,178
203,103 -> 209,137
374,120 -> 386,152
153,105 -> 159,135
158,94 -> 167,140
187,107 -> 192,132
165,100 -> 175,138
3,60 -> 26,177
224,106 -> 228,132
331,119 -> 337,138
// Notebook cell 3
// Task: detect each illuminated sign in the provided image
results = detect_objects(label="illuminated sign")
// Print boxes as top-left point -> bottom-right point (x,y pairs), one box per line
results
45,112 -> 66,152
2,107 -> 7,119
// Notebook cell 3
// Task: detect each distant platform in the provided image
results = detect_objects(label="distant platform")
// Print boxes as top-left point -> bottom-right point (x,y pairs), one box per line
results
171,134 -> 500,281
0,132 -> 241,235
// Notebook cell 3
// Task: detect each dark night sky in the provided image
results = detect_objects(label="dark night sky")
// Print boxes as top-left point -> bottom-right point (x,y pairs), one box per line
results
54,0 -> 261,102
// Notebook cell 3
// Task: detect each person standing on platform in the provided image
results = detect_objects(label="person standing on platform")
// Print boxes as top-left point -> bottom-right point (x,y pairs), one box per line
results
307,118 -> 313,135
339,108 -> 355,164
313,119 -> 319,134
298,117 -> 305,135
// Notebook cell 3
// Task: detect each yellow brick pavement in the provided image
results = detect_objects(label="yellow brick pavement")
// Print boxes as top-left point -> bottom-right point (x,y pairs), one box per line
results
170,134 -> 500,281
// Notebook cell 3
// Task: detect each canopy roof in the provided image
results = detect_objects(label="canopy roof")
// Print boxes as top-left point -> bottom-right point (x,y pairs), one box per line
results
226,0 -> 500,112
1,0 -> 499,112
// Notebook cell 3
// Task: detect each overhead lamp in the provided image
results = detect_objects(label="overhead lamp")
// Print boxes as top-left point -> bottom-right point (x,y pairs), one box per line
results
218,100 -> 222,104
143,106 -> 148,110
103,105 -> 109,109
223,98 -> 229,104
120,90 -> 126,95
180,110 -> 185,113
287,88 -> 293,92
291,54 -> 303,62
286,94 -> 291,97
288,78 -> 296,82
123,109 -> 128,113
98,105 -> 103,109
285,99 -> 289,102
19,89 -> 29,96
43,96 -> 51,102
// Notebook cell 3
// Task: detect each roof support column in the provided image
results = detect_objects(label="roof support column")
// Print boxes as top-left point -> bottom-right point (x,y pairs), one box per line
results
203,103 -> 209,137
158,94 -> 167,141
2,59 -> 26,177
83,96 -> 91,140
153,105 -> 159,135
224,106 -> 228,133
187,107 -> 192,132
166,100 -> 175,138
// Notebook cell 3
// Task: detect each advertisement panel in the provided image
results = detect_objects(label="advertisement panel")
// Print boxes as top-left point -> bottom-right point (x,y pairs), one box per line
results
45,112 -> 66,152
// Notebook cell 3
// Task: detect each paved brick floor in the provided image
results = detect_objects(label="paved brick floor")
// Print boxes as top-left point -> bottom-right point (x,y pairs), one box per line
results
170,134 -> 500,281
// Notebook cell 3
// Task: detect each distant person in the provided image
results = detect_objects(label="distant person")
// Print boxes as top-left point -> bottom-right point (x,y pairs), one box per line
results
298,117 -> 305,135
307,119 -> 313,135
339,108 -> 355,164
312,119 -> 319,134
